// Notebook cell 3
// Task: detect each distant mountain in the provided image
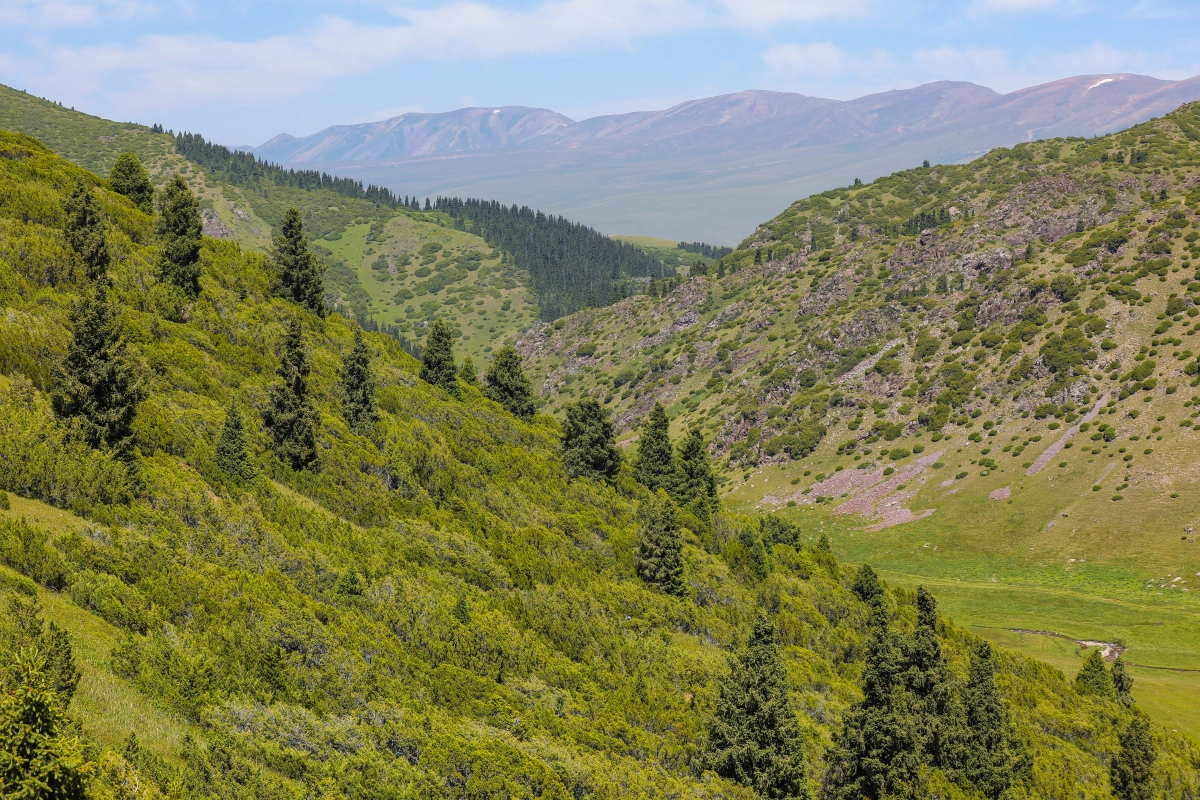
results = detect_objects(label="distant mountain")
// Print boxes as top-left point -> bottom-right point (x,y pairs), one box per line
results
249,106 -> 573,163
250,74 -> 1200,243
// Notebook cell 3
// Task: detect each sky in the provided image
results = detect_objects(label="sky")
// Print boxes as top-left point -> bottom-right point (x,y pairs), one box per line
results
2,0 -> 1198,147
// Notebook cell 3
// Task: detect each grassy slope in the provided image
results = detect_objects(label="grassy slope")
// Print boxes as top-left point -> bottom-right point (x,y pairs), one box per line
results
318,217 -> 538,362
0,493 -> 194,759
2,129 -> 1197,796
519,104 -> 1200,731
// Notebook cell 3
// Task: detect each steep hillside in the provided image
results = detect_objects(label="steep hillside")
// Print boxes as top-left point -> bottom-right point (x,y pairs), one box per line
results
1,129 -> 1197,798
518,102 -> 1200,731
0,85 -> 668,360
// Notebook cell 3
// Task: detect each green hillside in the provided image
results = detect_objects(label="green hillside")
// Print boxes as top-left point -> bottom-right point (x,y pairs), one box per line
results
1,127 -> 1197,798
516,103 -> 1200,733
0,85 -> 662,364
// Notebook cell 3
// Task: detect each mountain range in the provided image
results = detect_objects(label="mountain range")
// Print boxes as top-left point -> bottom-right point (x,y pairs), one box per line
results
248,73 -> 1200,244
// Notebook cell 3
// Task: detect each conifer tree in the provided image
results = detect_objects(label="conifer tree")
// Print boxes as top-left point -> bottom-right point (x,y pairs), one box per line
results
263,319 -> 319,470
272,207 -> 325,315
483,345 -> 535,420
634,402 -> 676,492
0,650 -> 90,800
452,595 -> 471,626
1110,713 -> 1156,800
340,328 -> 379,434
216,406 -> 255,481
420,319 -> 459,398
1111,656 -> 1135,707
1075,648 -> 1116,698
108,152 -> 154,213
824,604 -> 923,800
157,174 -> 203,296
458,355 -> 478,385
707,616 -> 811,800
63,180 -> 110,282
851,564 -> 884,605
561,398 -> 621,483
635,490 -> 686,596
904,587 -> 964,772
51,285 -> 144,463
673,428 -> 717,514
963,641 -> 1031,799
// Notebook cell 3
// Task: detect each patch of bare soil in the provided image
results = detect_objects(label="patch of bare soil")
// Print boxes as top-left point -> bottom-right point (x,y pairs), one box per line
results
989,486 -> 1012,501
1026,393 -> 1108,475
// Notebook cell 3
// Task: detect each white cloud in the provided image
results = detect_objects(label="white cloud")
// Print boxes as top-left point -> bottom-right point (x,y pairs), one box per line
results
0,0 -> 166,27
11,0 -> 878,112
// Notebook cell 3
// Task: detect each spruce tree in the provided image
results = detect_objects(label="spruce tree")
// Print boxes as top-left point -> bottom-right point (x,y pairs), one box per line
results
673,427 -> 717,514
0,650 -> 90,800
1075,648 -> 1116,698
634,402 -> 676,492
1111,656 -> 1135,707
483,345 -> 535,420
420,318 -> 459,397
824,604 -> 923,800
851,563 -> 884,605
216,406 -> 255,481
108,152 -> 154,213
635,490 -> 686,596
272,207 -> 325,315
904,587 -> 964,772
1110,713 -> 1156,800
63,180 -> 110,282
561,397 -> 621,483
157,174 -> 203,296
707,616 -> 811,800
51,285 -> 144,463
458,355 -> 479,385
263,319 -> 319,470
340,328 -> 379,434
963,641 -> 1031,799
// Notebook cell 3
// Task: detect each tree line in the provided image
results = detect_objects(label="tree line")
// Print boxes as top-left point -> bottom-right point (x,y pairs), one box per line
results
678,241 -> 733,259
434,197 -> 674,320
172,132 -> 402,208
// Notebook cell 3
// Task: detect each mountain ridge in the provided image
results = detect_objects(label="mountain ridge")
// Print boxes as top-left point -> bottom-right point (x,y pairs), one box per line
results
246,73 -> 1200,244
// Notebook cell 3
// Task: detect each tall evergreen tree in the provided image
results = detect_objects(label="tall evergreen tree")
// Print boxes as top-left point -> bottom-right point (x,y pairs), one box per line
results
1111,656 -> 1135,707
420,319 -> 459,398
108,152 -> 154,213
561,398 -> 621,483
51,285 -> 144,463
1075,649 -> 1116,699
962,641 -> 1031,799
272,207 -> 325,315
340,328 -> 379,434
263,319 -> 319,470
1110,713 -> 1156,800
0,650 -> 90,800
216,406 -> 255,481
458,355 -> 479,385
63,180 -> 110,282
483,345 -> 535,420
707,616 -> 811,800
904,587 -> 964,773
851,564 -> 884,605
634,402 -> 676,492
824,604 -> 923,800
673,428 -> 717,514
157,174 -> 203,296
635,490 -> 686,596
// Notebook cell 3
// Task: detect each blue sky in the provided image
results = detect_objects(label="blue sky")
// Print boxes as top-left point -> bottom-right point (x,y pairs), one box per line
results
2,0 -> 1198,146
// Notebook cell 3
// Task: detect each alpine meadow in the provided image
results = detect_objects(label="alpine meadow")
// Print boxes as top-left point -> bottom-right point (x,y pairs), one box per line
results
1,54 -> 1200,800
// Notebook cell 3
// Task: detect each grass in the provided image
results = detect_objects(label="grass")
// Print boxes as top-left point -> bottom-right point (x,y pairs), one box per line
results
320,218 -> 539,363
1,496 -> 194,761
